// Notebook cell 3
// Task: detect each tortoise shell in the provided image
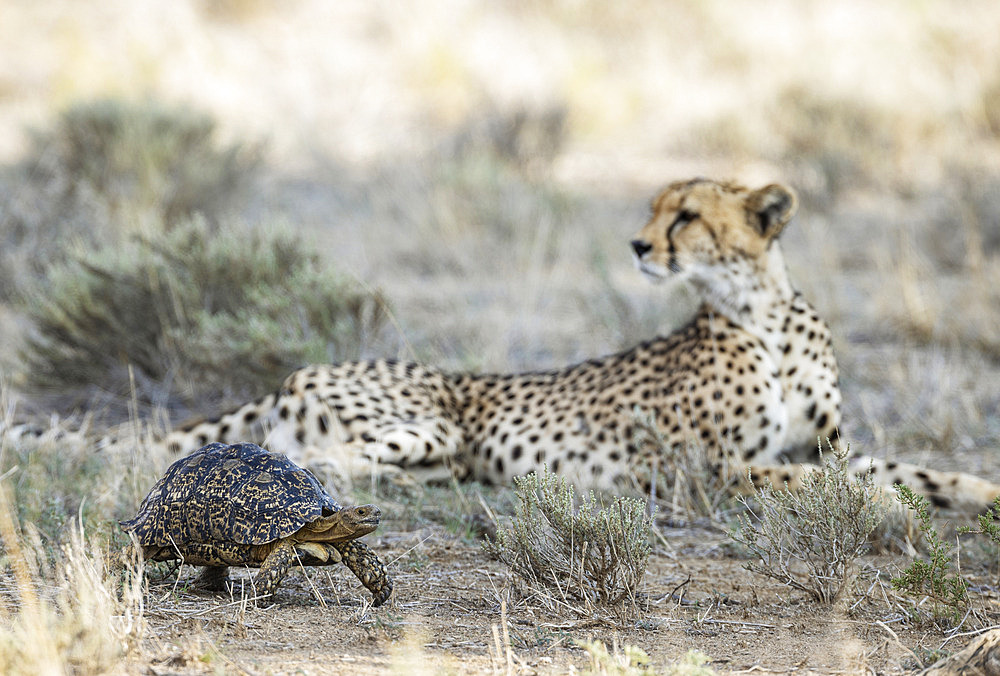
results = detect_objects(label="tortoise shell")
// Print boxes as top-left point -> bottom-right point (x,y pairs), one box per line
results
122,442 -> 341,547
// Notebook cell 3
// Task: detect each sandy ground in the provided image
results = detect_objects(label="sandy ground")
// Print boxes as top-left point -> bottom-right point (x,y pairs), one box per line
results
120,518 -> 1000,675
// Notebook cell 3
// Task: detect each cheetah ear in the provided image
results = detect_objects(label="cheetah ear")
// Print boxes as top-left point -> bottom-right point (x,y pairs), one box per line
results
747,184 -> 797,239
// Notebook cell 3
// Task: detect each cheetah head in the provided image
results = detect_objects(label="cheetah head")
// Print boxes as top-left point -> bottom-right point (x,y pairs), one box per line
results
630,179 -> 797,313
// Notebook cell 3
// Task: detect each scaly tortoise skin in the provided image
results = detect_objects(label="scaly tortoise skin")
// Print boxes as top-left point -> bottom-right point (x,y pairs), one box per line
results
121,442 -> 392,606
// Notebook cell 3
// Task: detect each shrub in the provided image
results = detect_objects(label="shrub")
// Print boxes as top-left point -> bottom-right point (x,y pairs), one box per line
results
483,467 -> 653,618
891,484 -> 969,621
958,495 -> 1000,546
18,216 -> 388,407
0,98 -> 260,299
729,443 -> 888,604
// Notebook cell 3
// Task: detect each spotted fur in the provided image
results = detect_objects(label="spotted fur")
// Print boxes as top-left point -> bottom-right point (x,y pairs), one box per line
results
142,180 -> 1000,511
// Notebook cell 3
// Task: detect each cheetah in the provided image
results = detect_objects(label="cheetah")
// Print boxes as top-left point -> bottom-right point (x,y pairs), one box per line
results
139,179 -> 1000,509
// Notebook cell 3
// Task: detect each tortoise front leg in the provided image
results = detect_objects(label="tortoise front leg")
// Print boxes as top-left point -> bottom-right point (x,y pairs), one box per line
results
255,539 -> 296,598
333,541 -> 393,607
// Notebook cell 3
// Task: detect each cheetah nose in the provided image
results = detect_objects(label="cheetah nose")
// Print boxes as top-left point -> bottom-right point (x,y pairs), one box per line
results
631,239 -> 652,258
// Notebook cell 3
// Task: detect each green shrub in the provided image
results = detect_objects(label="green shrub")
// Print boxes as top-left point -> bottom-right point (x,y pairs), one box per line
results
958,495 -> 1000,546
18,217 -> 387,406
483,467 -> 653,618
0,99 -> 259,298
891,484 -> 969,621
729,443 -> 888,604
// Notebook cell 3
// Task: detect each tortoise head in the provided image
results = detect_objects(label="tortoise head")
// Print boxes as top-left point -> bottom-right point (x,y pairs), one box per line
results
298,504 -> 382,543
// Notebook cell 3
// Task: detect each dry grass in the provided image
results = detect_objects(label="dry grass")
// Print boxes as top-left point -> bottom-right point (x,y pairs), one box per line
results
729,445 -> 889,605
0,385 -> 168,545
0,490 -> 145,675
629,407 -> 738,527
484,468 -> 653,620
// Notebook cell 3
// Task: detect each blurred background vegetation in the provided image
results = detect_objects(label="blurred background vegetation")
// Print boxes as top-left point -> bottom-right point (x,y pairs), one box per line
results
0,0 -> 998,533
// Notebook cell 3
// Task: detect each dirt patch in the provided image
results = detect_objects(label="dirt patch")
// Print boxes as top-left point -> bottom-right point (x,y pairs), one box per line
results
121,524 -> 995,675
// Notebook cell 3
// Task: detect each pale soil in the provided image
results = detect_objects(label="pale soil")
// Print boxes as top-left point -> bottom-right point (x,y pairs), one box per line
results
120,519 -> 1000,675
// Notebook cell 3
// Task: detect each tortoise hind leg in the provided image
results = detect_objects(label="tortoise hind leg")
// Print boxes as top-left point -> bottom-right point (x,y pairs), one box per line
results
194,565 -> 231,591
255,539 -> 296,599
333,541 -> 393,607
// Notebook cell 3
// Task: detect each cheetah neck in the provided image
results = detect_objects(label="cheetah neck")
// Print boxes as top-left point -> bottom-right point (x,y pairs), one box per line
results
693,243 -> 796,353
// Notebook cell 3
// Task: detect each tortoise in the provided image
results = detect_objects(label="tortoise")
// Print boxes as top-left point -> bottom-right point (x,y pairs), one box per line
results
121,442 -> 392,606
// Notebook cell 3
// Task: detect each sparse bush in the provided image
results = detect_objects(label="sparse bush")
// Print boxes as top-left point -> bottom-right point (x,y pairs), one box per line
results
891,484 -> 969,621
629,407 -> 737,525
483,467 -> 653,618
0,98 -> 260,298
18,216 -> 388,407
729,443 -> 888,604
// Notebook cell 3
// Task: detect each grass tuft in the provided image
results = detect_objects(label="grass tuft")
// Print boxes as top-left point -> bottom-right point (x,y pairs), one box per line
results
729,443 -> 888,605
483,466 -> 653,618
0,486 -> 145,675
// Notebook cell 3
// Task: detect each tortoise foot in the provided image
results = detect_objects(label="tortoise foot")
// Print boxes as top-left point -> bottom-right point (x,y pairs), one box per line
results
370,579 -> 393,607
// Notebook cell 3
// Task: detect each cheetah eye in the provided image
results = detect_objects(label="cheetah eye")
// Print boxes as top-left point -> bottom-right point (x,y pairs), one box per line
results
668,209 -> 698,238
675,210 -> 698,225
